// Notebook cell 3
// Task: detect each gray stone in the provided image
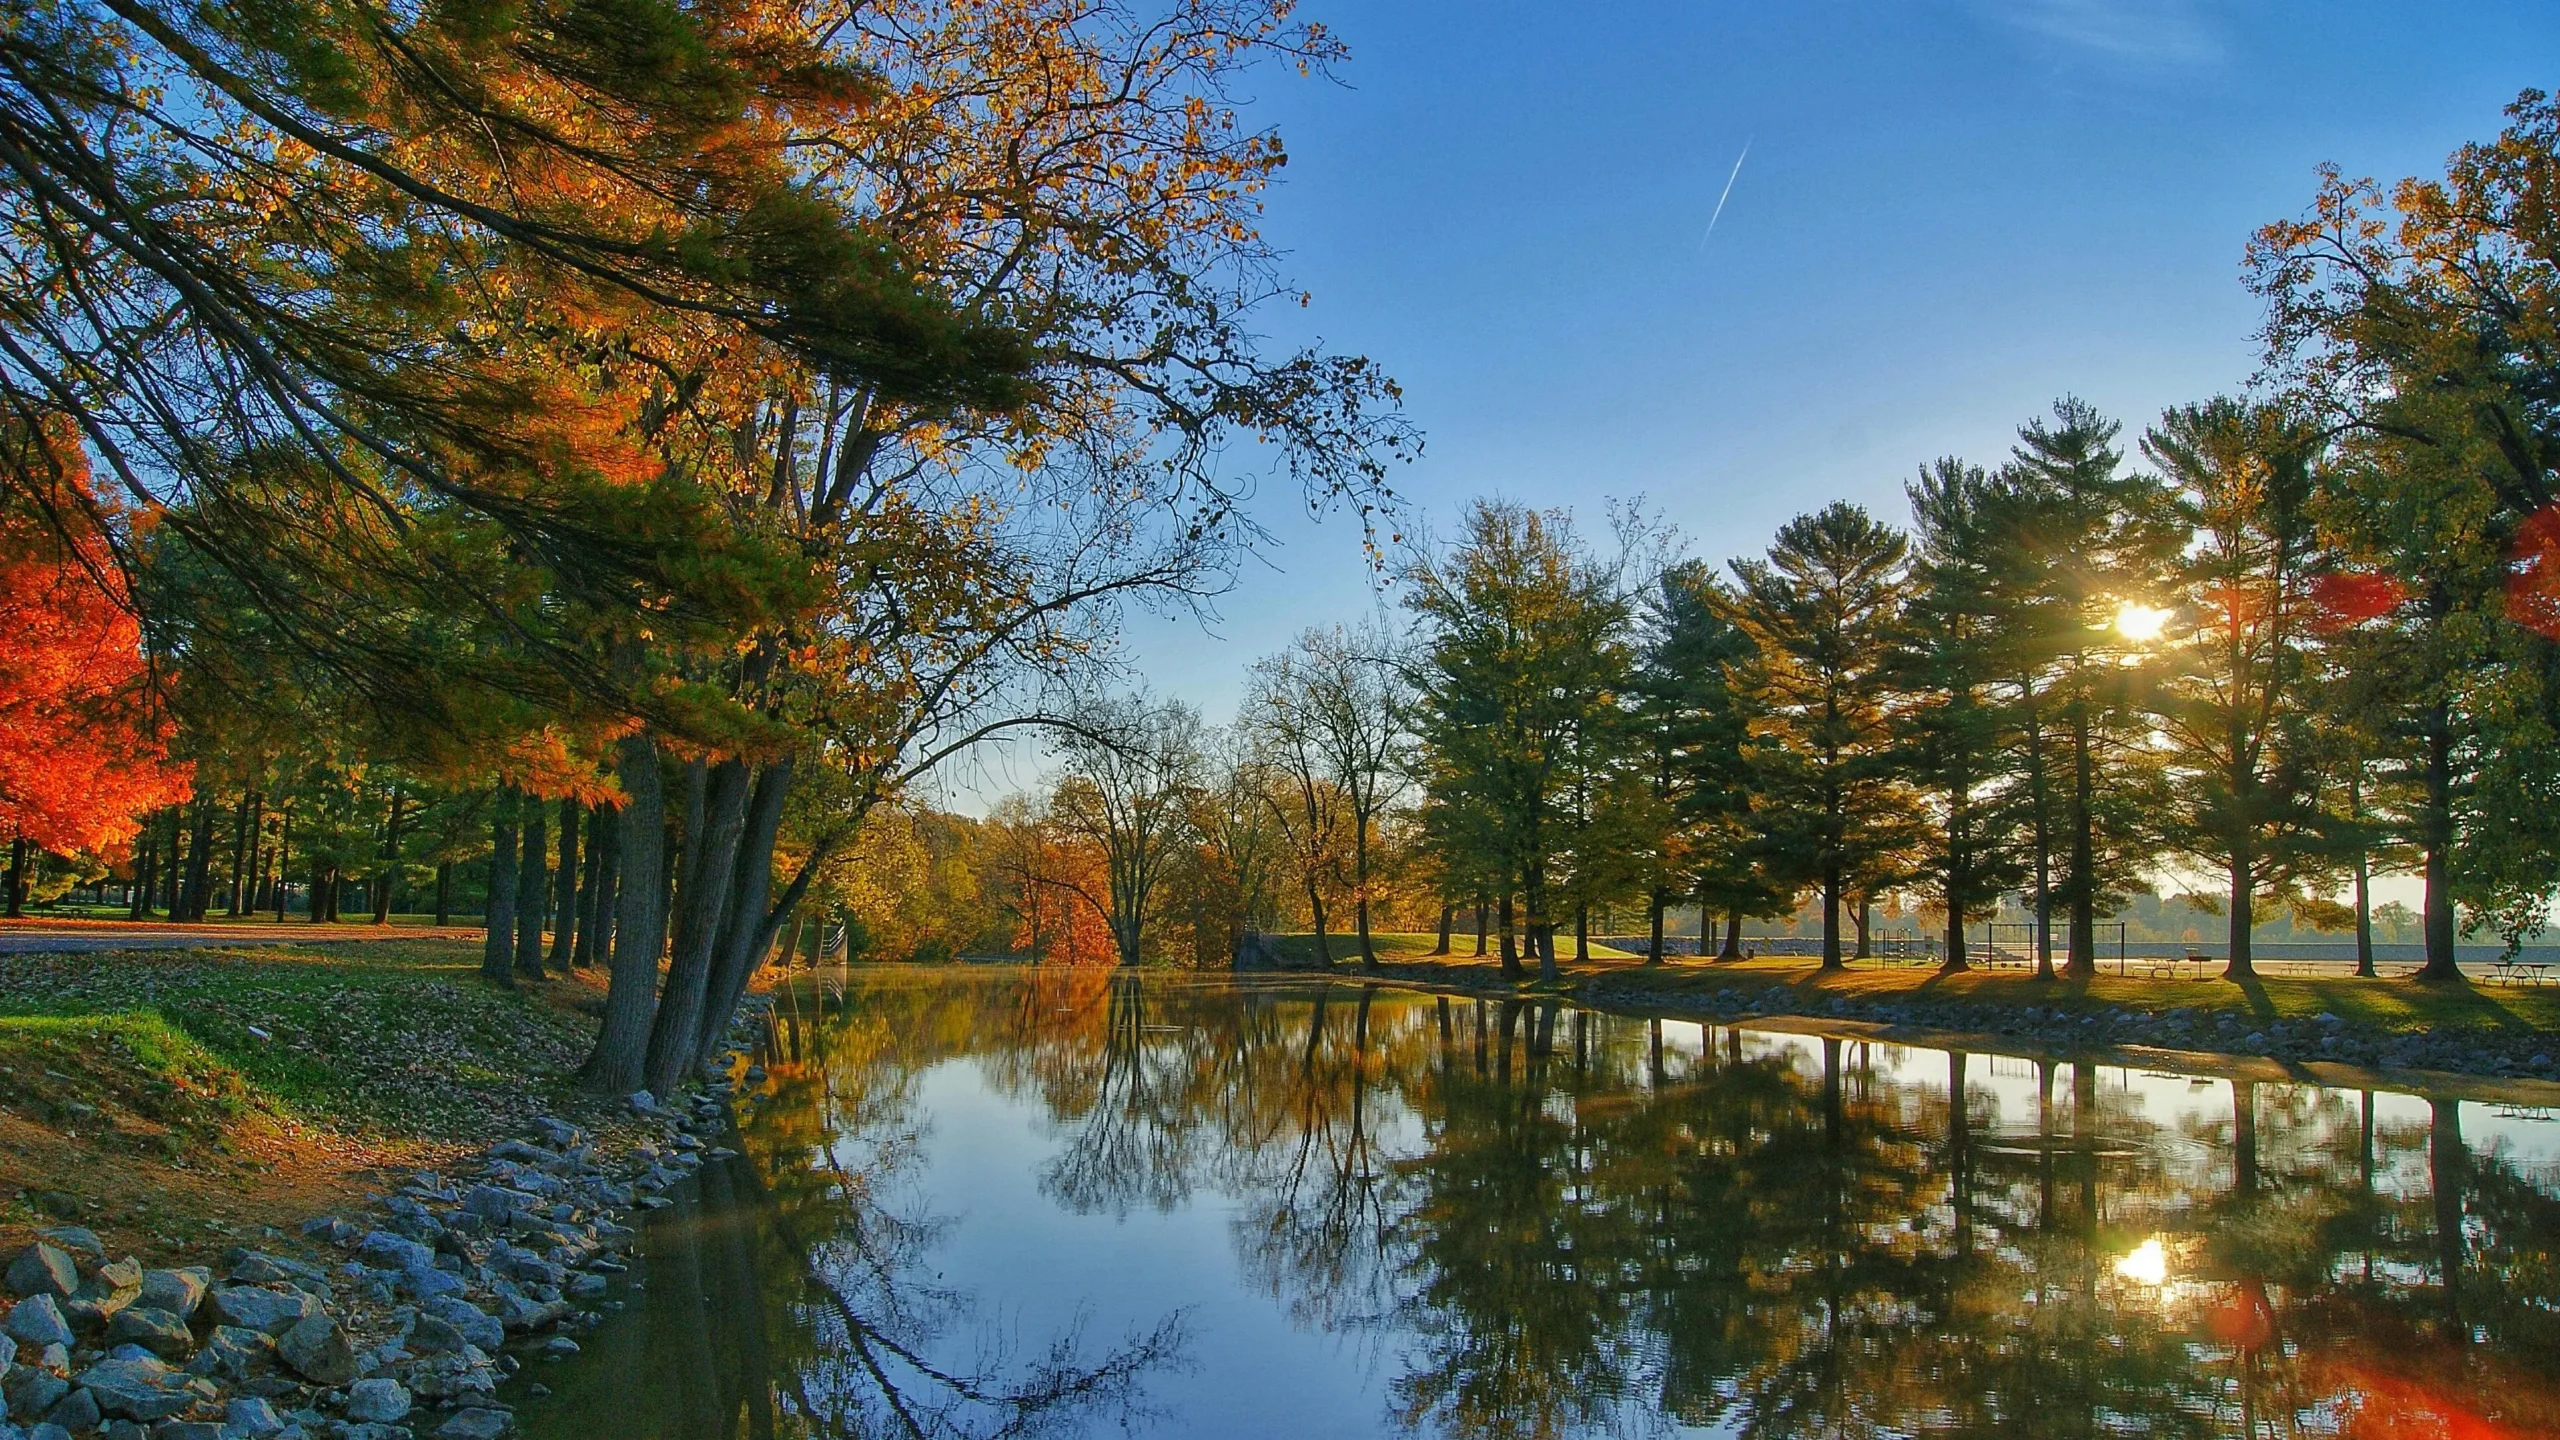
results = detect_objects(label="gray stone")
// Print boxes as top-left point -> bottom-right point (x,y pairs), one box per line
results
105,1422 -> 149,1440
564,1273 -> 608,1302
192,1326 -> 275,1383
340,1380 -> 409,1424
220,1397 -> 283,1436
0,1330 -> 16,1370
135,1271 -> 208,1322
149,1424 -> 224,1440
207,1288 -> 317,1337
224,1254 -> 302,1287
5,1368 -> 69,1420
30,1232 -> 99,1264
107,1307 -> 193,1361
397,1266 -> 465,1302
275,1314 -> 355,1387
66,1259 -> 144,1326
432,1408 -> 513,1440
29,1423 -> 70,1440
354,1233 -> 433,1274
73,1356 -> 192,1421
3,1249 -> 76,1303
6,1296 -> 74,1349
402,1315 -> 467,1357
39,1386 -> 99,1433
420,1299 -> 501,1353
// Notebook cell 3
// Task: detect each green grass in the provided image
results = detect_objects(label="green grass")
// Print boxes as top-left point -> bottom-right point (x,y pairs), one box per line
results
1370,951 -> 2560,1039
0,939 -> 600,1138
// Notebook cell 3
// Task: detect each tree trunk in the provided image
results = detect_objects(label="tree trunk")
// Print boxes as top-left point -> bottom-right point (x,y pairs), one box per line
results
2350,767 -> 2377,978
183,797 -> 217,921
434,862 -> 451,927
2223,856 -> 2257,980
482,791 -> 520,984
588,807 -> 621,972
573,803 -> 608,967
1432,902 -> 1453,955
159,806 -> 182,920
1497,891 -> 1522,980
227,791 -> 254,916
2063,698 -> 2097,980
1853,892 -> 1872,960
130,837 -> 154,918
373,785 -> 406,925
1645,886 -> 1667,967
1528,861 -> 1560,984
271,814 -> 289,922
1940,894 -> 1969,974
1473,897 -> 1487,956
586,736 -> 668,1091
1720,910 -> 1742,961
644,757 -> 750,1096
2414,705 -> 2463,982
3,836 -> 24,918
1304,870 -> 1332,968
548,799 -> 580,970
1573,904 -> 1589,961
1819,864 -> 1845,971
2431,1098 -> 2465,1335
696,761 -> 795,1067
514,805 -> 548,981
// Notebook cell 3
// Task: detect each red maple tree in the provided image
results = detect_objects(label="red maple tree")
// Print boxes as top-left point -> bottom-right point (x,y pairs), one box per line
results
0,425 -> 193,870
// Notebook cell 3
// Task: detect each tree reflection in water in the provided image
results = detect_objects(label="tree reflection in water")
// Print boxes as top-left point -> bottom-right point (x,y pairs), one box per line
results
523,973 -> 1188,1440
537,971 -> 2560,1439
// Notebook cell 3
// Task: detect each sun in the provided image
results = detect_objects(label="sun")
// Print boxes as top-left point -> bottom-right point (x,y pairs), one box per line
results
2113,601 -> 2171,644
2115,1238 -> 2169,1287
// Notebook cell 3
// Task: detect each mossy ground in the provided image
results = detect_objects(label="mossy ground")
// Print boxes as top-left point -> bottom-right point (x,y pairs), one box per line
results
0,938 -> 611,1262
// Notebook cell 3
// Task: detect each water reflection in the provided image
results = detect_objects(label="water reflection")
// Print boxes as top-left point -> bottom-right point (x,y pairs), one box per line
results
524,971 -> 2560,1439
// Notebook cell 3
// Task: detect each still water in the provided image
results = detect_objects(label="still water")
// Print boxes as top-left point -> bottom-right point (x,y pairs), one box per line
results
518,968 -> 2560,1438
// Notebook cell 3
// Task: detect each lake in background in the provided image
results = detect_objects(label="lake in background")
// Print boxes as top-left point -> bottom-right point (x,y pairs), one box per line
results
516,968 -> 2560,1438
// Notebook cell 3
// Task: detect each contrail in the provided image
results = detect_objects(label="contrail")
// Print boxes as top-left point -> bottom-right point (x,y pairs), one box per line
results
1697,139 -> 1751,253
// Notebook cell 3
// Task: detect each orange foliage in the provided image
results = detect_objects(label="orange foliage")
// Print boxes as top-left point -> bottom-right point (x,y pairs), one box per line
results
0,432 -> 192,855
1007,826 -> 1116,966
2504,505 -> 2560,642
2312,570 -> 2410,632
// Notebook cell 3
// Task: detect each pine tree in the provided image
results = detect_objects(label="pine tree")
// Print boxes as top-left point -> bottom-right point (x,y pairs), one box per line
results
1732,503 -> 1918,970
1892,461 -> 2025,972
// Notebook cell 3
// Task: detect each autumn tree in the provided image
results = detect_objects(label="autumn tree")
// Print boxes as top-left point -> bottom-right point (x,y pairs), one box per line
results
2251,90 -> 2560,978
0,429 -> 190,911
1245,625 -> 1409,967
1050,696 -> 1206,967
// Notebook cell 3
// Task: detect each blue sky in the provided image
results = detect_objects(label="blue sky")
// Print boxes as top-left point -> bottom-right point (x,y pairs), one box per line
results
945,0 -> 2560,801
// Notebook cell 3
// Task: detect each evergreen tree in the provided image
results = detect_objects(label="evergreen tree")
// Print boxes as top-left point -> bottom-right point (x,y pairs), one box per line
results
1632,562 -> 1775,963
2002,400 -> 2179,978
1731,503 -> 1918,970
1406,502 -> 1635,982
1892,460 -> 2025,973
2142,399 -> 2330,979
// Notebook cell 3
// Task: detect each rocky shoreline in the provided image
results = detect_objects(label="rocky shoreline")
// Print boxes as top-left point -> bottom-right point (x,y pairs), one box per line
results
0,998 -> 774,1440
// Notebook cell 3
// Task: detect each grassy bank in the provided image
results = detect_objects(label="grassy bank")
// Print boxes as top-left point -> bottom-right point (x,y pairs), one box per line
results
0,938 -> 608,1262
1367,949 -> 2560,1034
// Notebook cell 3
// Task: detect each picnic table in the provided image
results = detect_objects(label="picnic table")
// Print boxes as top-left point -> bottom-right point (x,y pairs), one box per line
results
2492,958 -> 2553,986
2145,950 -> 2213,982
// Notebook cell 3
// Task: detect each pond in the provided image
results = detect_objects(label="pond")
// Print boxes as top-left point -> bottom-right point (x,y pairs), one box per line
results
516,968 -> 2560,1438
